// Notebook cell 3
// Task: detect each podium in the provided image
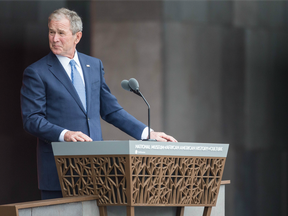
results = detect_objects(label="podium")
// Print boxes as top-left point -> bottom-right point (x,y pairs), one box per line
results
52,141 -> 229,216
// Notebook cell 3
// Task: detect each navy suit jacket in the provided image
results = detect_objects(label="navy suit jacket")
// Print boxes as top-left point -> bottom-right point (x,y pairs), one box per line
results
21,52 -> 146,190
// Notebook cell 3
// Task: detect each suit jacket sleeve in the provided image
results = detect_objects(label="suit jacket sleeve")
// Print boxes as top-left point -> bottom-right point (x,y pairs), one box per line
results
98,60 -> 147,140
21,67 -> 64,142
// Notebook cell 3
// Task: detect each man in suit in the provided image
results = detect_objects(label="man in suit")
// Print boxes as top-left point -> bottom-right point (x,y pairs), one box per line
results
20,8 -> 177,200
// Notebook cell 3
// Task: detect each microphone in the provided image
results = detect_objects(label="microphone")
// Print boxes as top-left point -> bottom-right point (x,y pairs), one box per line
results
121,80 -> 130,91
121,79 -> 141,97
121,78 -> 156,141
128,78 -> 139,91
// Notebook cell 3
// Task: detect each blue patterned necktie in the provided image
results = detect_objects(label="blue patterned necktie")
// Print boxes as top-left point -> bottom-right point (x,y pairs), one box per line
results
70,60 -> 86,111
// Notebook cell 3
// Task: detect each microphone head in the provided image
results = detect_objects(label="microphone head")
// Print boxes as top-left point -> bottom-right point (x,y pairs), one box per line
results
121,80 -> 131,91
128,78 -> 139,91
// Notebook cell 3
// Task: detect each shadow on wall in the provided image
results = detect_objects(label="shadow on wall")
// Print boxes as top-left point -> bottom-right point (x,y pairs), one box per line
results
0,0 -> 90,204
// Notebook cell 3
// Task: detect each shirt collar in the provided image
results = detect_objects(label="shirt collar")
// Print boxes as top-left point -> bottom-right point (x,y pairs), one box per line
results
56,50 -> 81,68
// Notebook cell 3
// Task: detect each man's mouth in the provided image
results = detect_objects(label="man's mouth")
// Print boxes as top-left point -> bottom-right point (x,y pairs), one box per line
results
52,45 -> 61,49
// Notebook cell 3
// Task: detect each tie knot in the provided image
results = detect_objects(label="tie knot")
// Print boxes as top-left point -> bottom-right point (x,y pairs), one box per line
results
69,59 -> 76,67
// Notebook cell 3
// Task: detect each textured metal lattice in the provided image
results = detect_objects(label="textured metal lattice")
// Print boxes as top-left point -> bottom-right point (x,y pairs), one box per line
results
55,155 -> 225,206
131,157 -> 225,205
57,157 -> 94,197
93,157 -> 127,205
56,156 -> 127,204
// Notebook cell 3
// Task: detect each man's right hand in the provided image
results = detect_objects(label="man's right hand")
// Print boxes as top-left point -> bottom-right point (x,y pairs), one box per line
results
64,131 -> 93,142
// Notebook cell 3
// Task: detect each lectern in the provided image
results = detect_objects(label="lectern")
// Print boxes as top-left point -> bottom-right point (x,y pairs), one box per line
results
52,141 -> 229,216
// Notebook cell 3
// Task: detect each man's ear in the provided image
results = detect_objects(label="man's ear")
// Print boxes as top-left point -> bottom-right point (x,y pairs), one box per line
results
75,31 -> 82,45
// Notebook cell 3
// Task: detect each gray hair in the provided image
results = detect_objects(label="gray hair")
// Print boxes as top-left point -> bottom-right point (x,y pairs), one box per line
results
48,8 -> 83,34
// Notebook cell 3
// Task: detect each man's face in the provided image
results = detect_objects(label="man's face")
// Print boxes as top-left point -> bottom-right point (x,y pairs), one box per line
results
48,18 -> 82,59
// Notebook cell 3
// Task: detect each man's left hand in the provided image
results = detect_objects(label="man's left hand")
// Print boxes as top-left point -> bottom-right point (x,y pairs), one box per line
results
150,131 -> 178,142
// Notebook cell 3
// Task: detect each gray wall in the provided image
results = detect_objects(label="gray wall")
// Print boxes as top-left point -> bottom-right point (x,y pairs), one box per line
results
162,2 -> 288,216
91,1 -> 164,140
91,1 -> 288,216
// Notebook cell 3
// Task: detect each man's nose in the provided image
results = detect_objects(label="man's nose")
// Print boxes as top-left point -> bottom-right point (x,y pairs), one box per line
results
53,33 -> 60,42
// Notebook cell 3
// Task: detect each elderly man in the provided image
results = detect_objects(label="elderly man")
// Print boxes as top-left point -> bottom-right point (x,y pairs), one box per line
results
21,8 -> 177,200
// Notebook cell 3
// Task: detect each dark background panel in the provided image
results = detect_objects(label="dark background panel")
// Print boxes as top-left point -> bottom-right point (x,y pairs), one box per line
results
0,0 -> 90,204
0,2 -> 287,216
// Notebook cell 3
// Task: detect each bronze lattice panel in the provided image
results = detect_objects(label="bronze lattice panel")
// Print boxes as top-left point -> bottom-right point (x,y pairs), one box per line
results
55,155 -> 225,206
130,157 -> 225,206
56,156 -> 127,205
93,157 -> 127,205
56,157 -> 95,197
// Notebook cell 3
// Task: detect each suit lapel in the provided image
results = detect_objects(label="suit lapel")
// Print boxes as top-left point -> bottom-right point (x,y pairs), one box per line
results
47,52 -> 86,114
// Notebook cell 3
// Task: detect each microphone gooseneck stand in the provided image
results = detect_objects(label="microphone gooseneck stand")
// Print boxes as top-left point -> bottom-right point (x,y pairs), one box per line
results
121,78 -> 156,141
133,89 -> 155,141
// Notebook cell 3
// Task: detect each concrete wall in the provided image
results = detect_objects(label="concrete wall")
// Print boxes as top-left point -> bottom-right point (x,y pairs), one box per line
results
90,1 -> 288,216
90,1 -> 164,140
14,184 -> 227,216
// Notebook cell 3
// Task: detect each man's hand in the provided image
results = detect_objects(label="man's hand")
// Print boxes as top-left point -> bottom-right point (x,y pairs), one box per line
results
150,131 -> 178,142
64,131 -> 93,142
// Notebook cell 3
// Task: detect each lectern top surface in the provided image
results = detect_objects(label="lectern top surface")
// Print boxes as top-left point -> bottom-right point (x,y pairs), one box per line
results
52,140 -> 229,157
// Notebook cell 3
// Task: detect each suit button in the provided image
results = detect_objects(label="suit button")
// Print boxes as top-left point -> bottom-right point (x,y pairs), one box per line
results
87,117 -> 90,120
